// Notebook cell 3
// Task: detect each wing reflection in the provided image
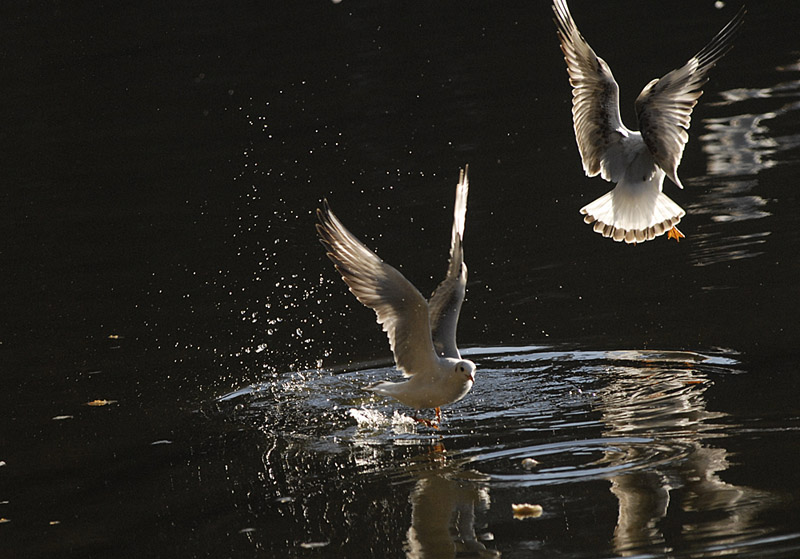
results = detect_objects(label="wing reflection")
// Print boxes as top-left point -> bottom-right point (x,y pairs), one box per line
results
595,363 -> 770,556
702,59 -> 800,178
405,457 -> 500,559
688,58 -> 800,267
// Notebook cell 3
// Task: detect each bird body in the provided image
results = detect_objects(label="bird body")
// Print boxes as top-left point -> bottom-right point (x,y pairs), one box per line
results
317,167 -> 474,425
366,362 -> 474,411
553,0 -> 745,243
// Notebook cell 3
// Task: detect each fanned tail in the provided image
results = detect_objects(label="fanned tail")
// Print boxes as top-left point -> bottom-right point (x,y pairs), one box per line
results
580,183 -> 685,244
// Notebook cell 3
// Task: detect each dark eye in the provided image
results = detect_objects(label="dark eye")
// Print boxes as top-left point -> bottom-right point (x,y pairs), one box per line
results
458,365 -> 465,372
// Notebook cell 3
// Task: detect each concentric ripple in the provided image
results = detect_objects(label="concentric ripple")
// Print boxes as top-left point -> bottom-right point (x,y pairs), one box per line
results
216,345 -> 740,484
210,345 -> 800,557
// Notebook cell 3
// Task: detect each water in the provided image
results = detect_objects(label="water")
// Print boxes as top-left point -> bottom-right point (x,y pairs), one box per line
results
3,1 -> 800,557
211,347 -> 797,557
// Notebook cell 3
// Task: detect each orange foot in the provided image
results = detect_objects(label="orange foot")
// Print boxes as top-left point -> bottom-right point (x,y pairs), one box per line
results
667,226 -> 685,242
413,408 -> 442,430
413,416 -> 440,430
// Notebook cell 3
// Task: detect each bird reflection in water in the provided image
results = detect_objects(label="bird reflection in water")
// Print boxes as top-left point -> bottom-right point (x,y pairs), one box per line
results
404,451 -> 500,559
594,354 -> 772,556
689,57 -> 800,267
345,409 -> 498,556
702,59 -> 800,179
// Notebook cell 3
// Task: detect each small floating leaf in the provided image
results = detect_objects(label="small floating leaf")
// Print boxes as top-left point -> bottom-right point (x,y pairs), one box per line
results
521,458 -> 539,470
512,503 -> 543,519
85,399 -> 117,407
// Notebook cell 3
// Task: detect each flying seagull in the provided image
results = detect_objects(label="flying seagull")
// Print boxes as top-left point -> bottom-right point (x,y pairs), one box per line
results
553,0 -> 745,243
317,167 -> 475,427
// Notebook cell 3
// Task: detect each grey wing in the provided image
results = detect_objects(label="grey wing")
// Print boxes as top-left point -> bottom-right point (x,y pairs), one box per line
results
317,200 -> 439,377
635,7 -> 745,189
553,0 -> 630,183
429,166 -> 469,359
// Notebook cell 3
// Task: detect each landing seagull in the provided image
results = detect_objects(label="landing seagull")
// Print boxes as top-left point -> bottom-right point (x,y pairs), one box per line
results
317,167 -> 475,428
553,0 -> 745,243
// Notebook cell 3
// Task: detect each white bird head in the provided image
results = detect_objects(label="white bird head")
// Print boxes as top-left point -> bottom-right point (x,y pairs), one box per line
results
454,359 -> 476,384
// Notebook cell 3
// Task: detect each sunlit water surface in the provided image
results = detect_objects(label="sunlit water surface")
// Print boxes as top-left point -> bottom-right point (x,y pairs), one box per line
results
215,346 -> 799,558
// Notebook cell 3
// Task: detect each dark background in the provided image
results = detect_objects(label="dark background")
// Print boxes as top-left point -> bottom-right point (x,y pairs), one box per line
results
2,1 -> 799,557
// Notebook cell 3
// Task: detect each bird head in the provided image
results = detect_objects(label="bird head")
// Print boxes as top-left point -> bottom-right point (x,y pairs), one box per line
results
454,359 -> 476,384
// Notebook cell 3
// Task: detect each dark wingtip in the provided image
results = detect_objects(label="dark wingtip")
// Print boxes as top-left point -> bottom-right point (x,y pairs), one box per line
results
316,199 -> 336,251
316,198 -> 331,222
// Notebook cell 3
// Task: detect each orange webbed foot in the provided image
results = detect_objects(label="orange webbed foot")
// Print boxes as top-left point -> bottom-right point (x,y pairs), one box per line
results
412,408 -> 442,429
667,226 -> 685,242
413,415 -> 440,430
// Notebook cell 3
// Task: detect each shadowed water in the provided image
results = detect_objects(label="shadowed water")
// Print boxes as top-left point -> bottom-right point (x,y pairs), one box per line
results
3,1 -> 800,558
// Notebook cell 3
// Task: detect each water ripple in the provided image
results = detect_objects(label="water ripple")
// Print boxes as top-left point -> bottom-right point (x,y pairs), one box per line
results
212,345 -> 790,557
688,57 -> 800,269
215,345 -> 741,480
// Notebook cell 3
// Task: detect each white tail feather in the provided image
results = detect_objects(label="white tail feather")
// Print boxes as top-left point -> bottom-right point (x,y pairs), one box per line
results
580,180 -> 685,244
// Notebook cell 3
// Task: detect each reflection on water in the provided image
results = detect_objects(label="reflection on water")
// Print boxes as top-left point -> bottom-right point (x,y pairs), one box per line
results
405,463 -> 498,558
690,58 -> 800,267
703,58 -> 800,177
594,359 -> 768,556
216,346 -> 796,557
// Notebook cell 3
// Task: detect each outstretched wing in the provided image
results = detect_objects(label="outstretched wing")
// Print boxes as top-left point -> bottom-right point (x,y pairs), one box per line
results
553,0 -> 629,183
317,201 -> 438,377
428,166 -> 469,359
635,7 -> 745,188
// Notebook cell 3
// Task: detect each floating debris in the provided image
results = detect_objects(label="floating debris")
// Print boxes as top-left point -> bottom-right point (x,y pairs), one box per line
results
85,399 -> 117,407
521,458 -> 539,470
512,503 -> 543,520
52,415 -> 74,421
299,541 -> 330,549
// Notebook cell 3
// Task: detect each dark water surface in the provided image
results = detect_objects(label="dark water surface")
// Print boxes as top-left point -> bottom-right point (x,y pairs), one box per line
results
3,1 -> 800,557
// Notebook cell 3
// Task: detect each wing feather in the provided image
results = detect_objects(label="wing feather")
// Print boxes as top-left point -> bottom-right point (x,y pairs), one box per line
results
553,0 -> 629,182
635,7 -> 745,188
317,201 -> 438,377
428,166 -> 469,359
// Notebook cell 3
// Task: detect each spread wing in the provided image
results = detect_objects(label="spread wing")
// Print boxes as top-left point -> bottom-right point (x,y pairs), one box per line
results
428,166 -> 469,359
317,200 -> 438,377
635,7 -> 745,188
553,0 -> 630,183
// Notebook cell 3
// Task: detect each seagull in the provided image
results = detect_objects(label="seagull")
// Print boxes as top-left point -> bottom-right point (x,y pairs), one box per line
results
553,0 -> 745,243
317,167 -> 475,427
